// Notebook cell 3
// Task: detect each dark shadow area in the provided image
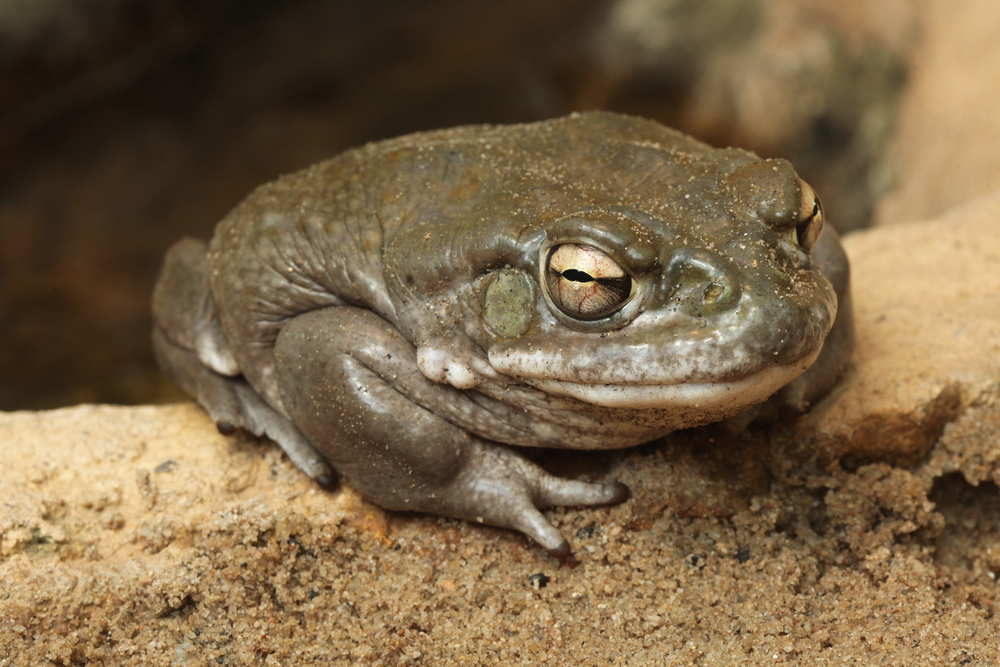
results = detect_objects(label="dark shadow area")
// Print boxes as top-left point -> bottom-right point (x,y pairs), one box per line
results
931,473 -> 1000,580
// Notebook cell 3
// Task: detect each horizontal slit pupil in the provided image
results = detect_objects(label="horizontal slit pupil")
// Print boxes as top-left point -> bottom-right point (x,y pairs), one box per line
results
561,269 -> 593,283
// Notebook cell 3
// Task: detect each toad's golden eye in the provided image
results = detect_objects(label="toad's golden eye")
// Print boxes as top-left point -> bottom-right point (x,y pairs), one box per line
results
796,179 -> 824,252
545,244 -> 634,319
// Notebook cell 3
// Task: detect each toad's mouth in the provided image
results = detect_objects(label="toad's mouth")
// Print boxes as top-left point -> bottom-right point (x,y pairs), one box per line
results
518,347 -> 821,410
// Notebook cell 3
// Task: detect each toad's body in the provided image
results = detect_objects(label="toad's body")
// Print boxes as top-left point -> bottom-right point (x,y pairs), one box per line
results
153,112 -> 852,555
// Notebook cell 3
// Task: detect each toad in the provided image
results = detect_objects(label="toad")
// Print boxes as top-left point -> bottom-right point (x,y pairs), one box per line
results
153,112 -> 852,556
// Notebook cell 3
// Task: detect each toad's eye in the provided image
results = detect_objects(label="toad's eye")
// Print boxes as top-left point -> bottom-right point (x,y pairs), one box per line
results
545,244 -> 634,319
795,179 -> 824,252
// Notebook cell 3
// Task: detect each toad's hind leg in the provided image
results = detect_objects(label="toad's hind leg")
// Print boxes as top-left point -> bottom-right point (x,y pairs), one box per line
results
152,238 -> 336,487
273,307 -> 628,556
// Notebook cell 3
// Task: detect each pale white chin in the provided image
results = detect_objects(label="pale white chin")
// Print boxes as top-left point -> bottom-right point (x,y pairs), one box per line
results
519,350 -> 821,411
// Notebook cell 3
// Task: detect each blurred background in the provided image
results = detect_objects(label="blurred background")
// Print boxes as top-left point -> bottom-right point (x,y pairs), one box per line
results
0,0 -> 916,410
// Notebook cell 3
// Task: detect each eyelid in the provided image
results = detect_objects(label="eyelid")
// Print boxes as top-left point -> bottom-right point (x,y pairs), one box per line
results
544,211 -> 658,274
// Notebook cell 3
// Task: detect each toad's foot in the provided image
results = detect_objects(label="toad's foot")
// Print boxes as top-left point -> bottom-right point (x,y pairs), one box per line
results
440,442 -> 629,557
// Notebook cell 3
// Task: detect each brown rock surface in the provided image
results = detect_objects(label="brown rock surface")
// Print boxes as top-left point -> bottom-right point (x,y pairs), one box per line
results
790,192 -> 1000,467
3,197 -> 1000,664
875,0 -> 1000,225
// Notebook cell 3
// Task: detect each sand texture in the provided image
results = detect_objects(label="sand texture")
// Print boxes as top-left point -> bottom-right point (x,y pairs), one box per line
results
3,196 -> 1000,665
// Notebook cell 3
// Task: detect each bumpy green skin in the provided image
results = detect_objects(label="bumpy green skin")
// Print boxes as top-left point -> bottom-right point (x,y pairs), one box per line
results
152,112 -> 852,555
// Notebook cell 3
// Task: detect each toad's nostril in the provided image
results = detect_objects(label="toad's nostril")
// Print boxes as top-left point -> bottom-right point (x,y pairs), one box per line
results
703,282 -> 726,305
664,248 -> 741,317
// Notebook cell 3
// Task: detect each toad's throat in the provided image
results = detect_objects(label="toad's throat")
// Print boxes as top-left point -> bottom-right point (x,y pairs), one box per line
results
517,348 -> 821,410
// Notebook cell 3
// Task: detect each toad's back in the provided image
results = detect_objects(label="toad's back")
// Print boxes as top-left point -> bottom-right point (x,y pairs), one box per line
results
206,114 -> 718,388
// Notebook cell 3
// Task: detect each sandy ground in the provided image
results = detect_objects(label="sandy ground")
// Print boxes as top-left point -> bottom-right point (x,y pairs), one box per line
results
5,2 -> 1000,665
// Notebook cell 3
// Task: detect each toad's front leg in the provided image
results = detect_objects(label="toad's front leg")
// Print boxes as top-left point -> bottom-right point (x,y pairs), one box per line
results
273,307 -> 628,556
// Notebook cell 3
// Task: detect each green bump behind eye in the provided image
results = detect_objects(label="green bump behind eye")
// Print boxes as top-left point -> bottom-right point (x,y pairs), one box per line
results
484,268 -> 536,338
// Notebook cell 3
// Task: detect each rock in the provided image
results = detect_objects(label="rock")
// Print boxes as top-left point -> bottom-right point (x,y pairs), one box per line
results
0,403 -> 383,558
875,0 -> 1000,225
791,192 -> 1000,466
